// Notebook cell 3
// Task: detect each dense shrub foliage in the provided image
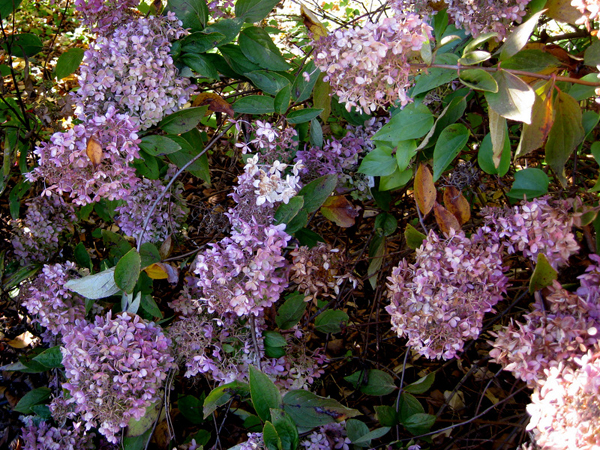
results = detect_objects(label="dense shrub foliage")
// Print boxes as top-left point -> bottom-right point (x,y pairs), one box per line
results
2,0 -> 600,449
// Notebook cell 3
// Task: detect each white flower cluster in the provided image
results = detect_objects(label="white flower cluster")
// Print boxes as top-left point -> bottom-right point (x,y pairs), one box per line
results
244,155 -> 304,206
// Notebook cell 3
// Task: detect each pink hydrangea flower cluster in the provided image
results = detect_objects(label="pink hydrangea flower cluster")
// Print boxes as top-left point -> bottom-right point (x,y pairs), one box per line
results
572,0 -> 600,23
490,280 -> 600,386
72,13 -> 195,131
236,432 -> 266,450
21,262 -> 86,338
526,345 -> 600,449
386,229 -> 508,360
300,422 -> 352,450
443,0 -> 529,39
193,219 -> 291,317
20,420 -> 95,450
235,120 -> 299,165
27,106 -> 141,205
11,195 -> 77,265
482,196 -> 580,270
74,0 -> 139,34
115,170 -> 188,244
61,312 -> 175,443
312,11 -> 432,113
577,254 -> 600,309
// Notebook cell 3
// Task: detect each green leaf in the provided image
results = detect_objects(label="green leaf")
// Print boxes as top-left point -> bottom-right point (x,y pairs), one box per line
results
159,106 -> 208,134
274,196 -> 304,228
219,44 -> 261,75
31,404 -> 52,419
314,310 -> 349,334
530,253 -> 558,293
568,74 -> 600,101
346,419 -> 370,447
165,0 -> 208,31
263,421 -> 282,450
246,71 -> 291,96
371,103 -> 434,144
478,131 -> 511,176
239,27 -> 291,71
182,53 -> 219,80
204,381 -> 250,418
139,135 -> 182,156
275,292 -> 307,330
404,372 -> 435,394
233,95 -> 275,114
584,39 -> 600,67
502,49 -> 560,73
235,0 -> 280,22
294,227 -> 324,247
203,17 -> 244,46
507,168 -> 549,200
132,151 -> 160,179
485,70 -> 535,124
114,249 -> 141,294
352,427 -> 391,445
140,294 -> 162,319
313,73 -> 331,122
74,242 -> 92,270
463,32 -> 498,54
375,405 -> 398,427
395,139 -> 418,172
286,108 -> 323,125
139,243 -> 161,268
14,387 -> 51,414
181,31 -> 225,53
499,10 -> 545,61
127,399 -> 161,437
274,85 -> 291,114
0,0 -> 22,20
271,409 -> 299,450
375,212 -> 397,236
310,118 -> 323,147
291,61 -> 319,102
32,346 -> 63,369
344,369 -> 397,396
1,33 -> 42,57
367,233 -> 385,289
459,69 -> 498,92
358,146 -> 397,177
297,174 -> 337,213
179,395 -> 206,424
545,90 -> 585,187
458,51 -> 491,66
283,390 -> 360,428
123,429 -> 152,450
380,167 -> 412,191
55,48 -> 84,79
411,53 -> 459,97
397,392 -> 424,423
432,124 -> 470,181
405,223 -> 426,249
65,267 -> 121,300
402,413 -> 436,435
170,128 -> 210,183
249,365 -> 282,422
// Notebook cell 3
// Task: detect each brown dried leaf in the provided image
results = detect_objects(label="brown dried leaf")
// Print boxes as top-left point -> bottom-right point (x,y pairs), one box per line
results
7,331 -> 35,349
159,235 -> 173,260
434,202 -> 461,234
321,195 -> 359,227
443,186 -> 471,225
192,92 -> 234,117
301,3 -> 328,40
86,135 -> 103,167
489,108 -> 506,169
414,164 -> 436,216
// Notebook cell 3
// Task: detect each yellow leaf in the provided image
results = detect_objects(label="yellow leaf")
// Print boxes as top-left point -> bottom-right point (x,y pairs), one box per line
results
144,263 -> 169,280
301,3 -> 328,40
7,331 -> 35,349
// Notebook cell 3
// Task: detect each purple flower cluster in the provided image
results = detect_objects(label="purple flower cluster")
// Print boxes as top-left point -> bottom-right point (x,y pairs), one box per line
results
74,0 -> 139,34
300,422 -> 352,450
61,312 -> 175,443
235,120 -> 299,165
386,229 -> 508,360
20,420 -> 95,450
526,345 -> 600,449
21,262 -> 86,338
312,10 -> 431,113
482,196 -> 580,270
490,280 -> 600,386
115,169 -> 188,244
11,195 -> 77,265
207,0 -> 235,18
72,13 -> 195,130
27,106 -> 141,205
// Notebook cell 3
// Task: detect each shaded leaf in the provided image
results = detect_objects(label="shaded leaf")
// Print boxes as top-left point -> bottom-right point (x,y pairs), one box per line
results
115,249 -> 141,294
459,68 -> 498,92
485,70 -> 535,124
14,387 -> 51,414
297,174 -> 337,213
233,95 -> 275,114
245,71 -> 290,96
32,346 -> 63,369
321,195 -> 358,227
372,103 -> 434,144
375,405 -> 398,427
165,0 -> 207,31
139,135 -> 182,156
344,370 -> 397,396
192,92 -> 234,116
249,365 -> 282,423
404,372 -> 436,394
516,81 -> 554,158
489,108 -> 506,168
432,123 -> 470,181
159,106 -> 209,134
178,395 -> 205,424
443,186 -> 470,225
478,131 -> 511,176
530,253 -> 558,293
283,390 -> 360,428
239,27 -> 291,71
287,108 -> 323,125
405,224 -> 427,250
204,381 -> 250,418
276,292 -> 307,330
127,399 -> 161,437
314,310 -> 349,334
507,168 -> 549,200
434,202 -> 461,234
263,421 -> 282,450
235,0 -> 280,23
358,145 -> 397,177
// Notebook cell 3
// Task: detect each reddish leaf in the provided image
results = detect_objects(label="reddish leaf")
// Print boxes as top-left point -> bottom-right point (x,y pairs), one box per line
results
192,92 -> 235,117
443,186 -> 471,225
321,195 -> 359,228
434,202 -> 461,234
86,135 -> 103,167
414,164 -> 435,216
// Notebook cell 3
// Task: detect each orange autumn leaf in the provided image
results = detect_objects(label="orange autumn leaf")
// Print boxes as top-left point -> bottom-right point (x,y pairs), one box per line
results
86,135 -> 103,167
443,186 -> 471,225
192,92 -> 235,117
414,164 -> 436,216
434,202 -> 461,235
